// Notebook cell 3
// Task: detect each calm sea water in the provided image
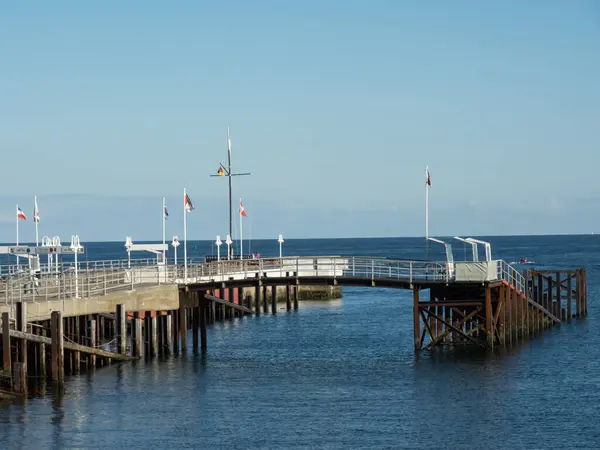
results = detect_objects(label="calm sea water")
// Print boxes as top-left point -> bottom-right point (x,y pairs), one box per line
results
1,235 -> 599,449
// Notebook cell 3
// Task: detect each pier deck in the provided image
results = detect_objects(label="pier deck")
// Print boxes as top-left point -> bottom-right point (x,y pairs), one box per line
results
0,255 -> 589,394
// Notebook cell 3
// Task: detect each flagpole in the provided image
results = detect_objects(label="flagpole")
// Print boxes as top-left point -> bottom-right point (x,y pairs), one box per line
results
425,166 -> 429,241
227,126 -> 233,259
239,198 -> 243,260
162,197 -> 166,264
16,205 -> 19,246
183,188 -> 188,280
34,196 -> 39,247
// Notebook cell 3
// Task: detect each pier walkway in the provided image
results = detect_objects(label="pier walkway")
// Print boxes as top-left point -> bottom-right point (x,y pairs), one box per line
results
0,254 -> 589,392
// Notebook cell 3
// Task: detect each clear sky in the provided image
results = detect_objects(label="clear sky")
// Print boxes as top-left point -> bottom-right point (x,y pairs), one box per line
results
1,1 -> 598,242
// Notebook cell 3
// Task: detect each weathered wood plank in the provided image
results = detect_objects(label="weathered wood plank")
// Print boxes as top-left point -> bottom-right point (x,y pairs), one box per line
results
0,328 -> 137,361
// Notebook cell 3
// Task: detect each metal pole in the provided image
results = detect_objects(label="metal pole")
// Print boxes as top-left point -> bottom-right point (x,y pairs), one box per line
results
228,140 -> 233,259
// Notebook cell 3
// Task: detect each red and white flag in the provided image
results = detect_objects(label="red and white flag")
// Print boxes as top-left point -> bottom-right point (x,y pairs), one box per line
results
17,205 -> 27,220
239,200 -> 247,217
426,167 -> 431,187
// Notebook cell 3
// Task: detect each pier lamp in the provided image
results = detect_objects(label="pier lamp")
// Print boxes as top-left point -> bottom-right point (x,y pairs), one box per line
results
70,235 -> 83,298
225,234 -> 232,260
52,236 -> 61,273
41,236 -> 52,272
278,234 -> 284,259
125,236 -> 133,269
216,235 -> 223,262
171,236 -> 180,266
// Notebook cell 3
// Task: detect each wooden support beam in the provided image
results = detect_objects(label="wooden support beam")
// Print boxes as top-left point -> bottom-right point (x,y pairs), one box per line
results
485,285 -> 493,348
51,311 -> 64,385
200,298 -> 207,351
15,302 -> 27,393
271,285 -> 277,314
294,284 -> 299,310
116,304 -> 126,355
192,305 -> 199,350
413,288 -> 420,351
2,312 -> 11,378
286,280 -> 292,311
89,318 -> 97,368
567,273 -> 572,319
150,316 -> 157,357
165,312 -> 173,356
204,294 -> 252,314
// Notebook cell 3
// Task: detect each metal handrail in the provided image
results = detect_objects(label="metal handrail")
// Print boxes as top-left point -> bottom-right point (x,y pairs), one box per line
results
1,256 -> 526,305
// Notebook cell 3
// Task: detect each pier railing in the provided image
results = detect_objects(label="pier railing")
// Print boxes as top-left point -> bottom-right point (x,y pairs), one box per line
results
0,256 -> 522,305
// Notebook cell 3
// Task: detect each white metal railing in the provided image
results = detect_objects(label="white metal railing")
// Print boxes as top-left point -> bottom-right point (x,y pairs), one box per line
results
497,260 -> 525,293
1,256 -> 520,305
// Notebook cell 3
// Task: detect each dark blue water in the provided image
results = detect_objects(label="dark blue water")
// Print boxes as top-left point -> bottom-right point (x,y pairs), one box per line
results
1,236 -> 599,449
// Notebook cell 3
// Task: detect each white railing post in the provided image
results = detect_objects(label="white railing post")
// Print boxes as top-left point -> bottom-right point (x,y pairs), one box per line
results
371,259 -> 374,280
352,257 -> 355,276
410,262 -> 413,284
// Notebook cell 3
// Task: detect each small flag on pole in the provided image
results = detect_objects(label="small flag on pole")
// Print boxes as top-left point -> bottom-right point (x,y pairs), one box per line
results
184,192 -> 194,212
17,206 -> 27,220
217,167 -> 225,176
240,200 -> 247,217
426,167 -> 431,187
164,205 -> 169,218
34,197 -> 40,222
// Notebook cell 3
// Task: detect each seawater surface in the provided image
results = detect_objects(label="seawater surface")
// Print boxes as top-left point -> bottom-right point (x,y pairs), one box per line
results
1,236 -> 599,449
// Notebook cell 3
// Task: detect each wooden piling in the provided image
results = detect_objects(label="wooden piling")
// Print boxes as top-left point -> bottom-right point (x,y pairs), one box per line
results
413,288 -> 420,351
293,285 -> 299,310
192,305 -> 199,350
179,295 -> 188,352
116,304 -> 126,355
172,309 -> 179,355
51,311 -> 64,386
133,314 -> 142,357
286,283 -> 292,311
15,302 -> 27,392
165,313 -> 173,356
567,272 -> 573,319
2,312 -> 11,379
484,285 -> 493,348
200,298 -> 207,351
89,319 -> 97,368
255,284 -> 261,314
151,316 -> 157,357
271,285 -> 277,314
144,311 -> 151,357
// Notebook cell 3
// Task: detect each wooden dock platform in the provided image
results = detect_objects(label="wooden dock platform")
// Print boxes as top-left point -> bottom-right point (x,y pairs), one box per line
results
0,255 -> 589,396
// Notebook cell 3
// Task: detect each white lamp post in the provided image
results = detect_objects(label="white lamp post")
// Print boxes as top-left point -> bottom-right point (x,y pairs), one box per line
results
52,236 -> 61,273
70,235 -> 82,298
41,236 -> 51,272
125,236 -> 133,269
225,234 -> 232,260
216,235 -> 222,262
278,234 -> 284,259
172,236 -> 180,266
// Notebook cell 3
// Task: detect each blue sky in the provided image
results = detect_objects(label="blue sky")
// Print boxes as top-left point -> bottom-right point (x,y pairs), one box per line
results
1,1 -> 598,242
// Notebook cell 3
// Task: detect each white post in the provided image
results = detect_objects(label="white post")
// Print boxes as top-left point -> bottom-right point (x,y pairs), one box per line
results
172,236 -> 180,268
125,236 -> 132,269
15,205 -> 19,246
425,166 -> 429,240
278,234 -> 284,259
226,234 -> 232,261
216,235 -> 222,262
239,198 -> 243,260
34,196 -> 39,247
71,235 -> 81,299
183,188 -> 188,280
162,197 -> 166,265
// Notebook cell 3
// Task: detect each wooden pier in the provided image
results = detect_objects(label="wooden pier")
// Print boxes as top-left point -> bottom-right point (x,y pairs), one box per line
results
0,255 -> 590,396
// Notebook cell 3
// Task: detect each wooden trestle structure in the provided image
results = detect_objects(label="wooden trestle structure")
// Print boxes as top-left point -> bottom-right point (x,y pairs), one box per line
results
413,268 -> 588,350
